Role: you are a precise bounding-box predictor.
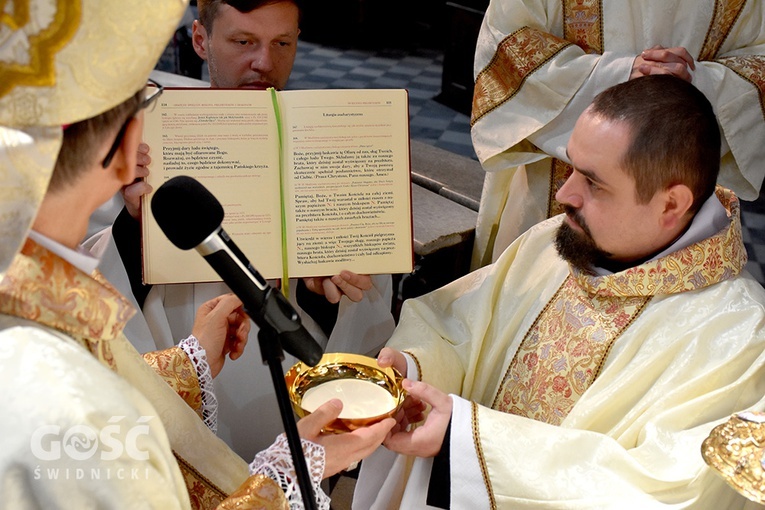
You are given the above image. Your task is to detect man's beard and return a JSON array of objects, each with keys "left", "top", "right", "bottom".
[{"left": 554, "top": 206, "right": 612, "bottom": 275}]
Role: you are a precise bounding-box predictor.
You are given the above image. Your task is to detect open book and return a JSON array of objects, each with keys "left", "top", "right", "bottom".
[{"left": 141, "top": 87, "right": 414, "bottom": 285}]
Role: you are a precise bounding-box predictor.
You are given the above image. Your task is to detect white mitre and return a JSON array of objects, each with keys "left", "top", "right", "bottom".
[{"left": 0, "top": 0, "right": 188, "bottom": 277}]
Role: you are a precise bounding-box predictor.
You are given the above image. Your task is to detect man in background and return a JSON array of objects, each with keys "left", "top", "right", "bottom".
[{"left": 194, "top": 0, "right": 298, "bottom": 90}]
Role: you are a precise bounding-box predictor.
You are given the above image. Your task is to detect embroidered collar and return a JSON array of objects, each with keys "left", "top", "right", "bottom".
[
  {"left": 0, "top": 238, "right": 135, "bottom": 341},
  {"left": 572, "top": 188, "right": 746, "bottom": 298}
]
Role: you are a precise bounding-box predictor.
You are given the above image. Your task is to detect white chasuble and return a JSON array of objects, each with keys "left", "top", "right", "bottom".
[
  {"left": 0, "top": 240, "right": 287, "bottom": 509},
  {"left": 354, "top": 189, "right": 765, "bottom": 509}
]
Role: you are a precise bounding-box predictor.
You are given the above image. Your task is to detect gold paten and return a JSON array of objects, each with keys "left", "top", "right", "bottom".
[{"left": 285, "top": 352, "right": 404, "bottom": 433}]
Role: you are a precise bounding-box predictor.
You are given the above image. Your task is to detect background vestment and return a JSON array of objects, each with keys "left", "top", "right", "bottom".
[
  {"left": 471, "top": 0, "right": 765, "bottom": 267},
  {"left": 355, "top": 190, "right": 765, "bottom": 509}
]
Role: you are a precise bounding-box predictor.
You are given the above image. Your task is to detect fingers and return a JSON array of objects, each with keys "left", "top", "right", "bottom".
[
  {"left": 133, "top": 142, "right": 151, "bottom": 205},
  {"left": 138, "top": 142, "right": 151, "bottom": 156},
  {"left": 376, "top": 347, "right": 394, "bottom": 367},
  {"left": 122, "top": 180, "right": 153, "bottom": 220},
  {"left": 302, "top": 272, "right": 374, "bottom": 303},
  {"left": 296, "top": 399, "right": 343, "bottom": 439},
  {"left": 228, "top": 317, "right": 250, "bottom": 360},
  {"left": 212, "top": 293, "right": 245, "bottom": 317},
  {"left": 296, "top": 399, "right": 396, "bottom": 479},
  {"left": 383, "top": 380, "right": 452, "bottom": 457},
  {"left": 377, "top": 347, "right": 408, "bottom": 376},
  {"left": 401, "top": 394, "right": 427, "bottom": 424},
  {"left": 641, "top": 46, "right": 695, "bottom": 69},
  {"left": 196, "top": 294, "right": 222, "bottom": 317},
  {"left": 218, "top": 294, "right": 248, "bottom": 350},
  {"left": 227, "top": 301, "right": 249, "bottom": 329},
  {"left": 637, "top": 62, "right": 693, "bottom": 82},
  {"left": 630, "top": 45, "right": 696, "bottom": 82},
  {"left": 389, "top": 393, "right": 427, "bottom": 435},
  {"left": 638, "top": 46, "right": 695, "bottom": 82},
  {"left": 190, "top": 294, "right": 247, "bottom": 378},
  {"left": 124, "top": 144, "right": 152, "bottom": 219},
  {"left": 329, "top": 271, "right": 372, "bottom": 302},
  {"left": 321, "top": 417, "right": 396, "bottom": 478},
  {"left": 135, "top": 148, "right": 151, "bottom": 174},
  {"left": 336, "top": 271, "right": 373, "bottom": 290},
  {"left": 192, "top": 293, "right": 245, "bottom": 341},
  {"left": 401, "top": 379, "right": 450, "bottom": 410},
  {"left": 302, "top": 277, "right": 325, "bottom": 296},
  {"left": 677, "top": 47, "right": 695, "bottom": 70},
  {"left": 348, "top": 417, "right": 396, "bottom": 458},
  {"left": 321, "top": 277, "right": 342, "bottom": 304}
]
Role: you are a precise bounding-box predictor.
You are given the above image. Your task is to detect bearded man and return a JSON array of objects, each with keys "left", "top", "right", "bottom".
[{"left": 353, "top": 74, "right": 765, "bottom": 509}]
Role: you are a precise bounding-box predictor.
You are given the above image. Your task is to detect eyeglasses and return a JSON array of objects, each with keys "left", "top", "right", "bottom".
[{"left": 101, "top": 78, "right": 164, "bottom": 168}]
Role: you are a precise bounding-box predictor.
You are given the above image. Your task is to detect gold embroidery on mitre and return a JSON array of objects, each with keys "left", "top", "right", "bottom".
[
  {"left": 492, "top": 276, "right": 650, "bottom": 425},
  {"left": 548, "top": 159, "right": 574, "bottom": 217},
  {"left": 563, "top": 0, "right": 604, "bottom": 55},
  {"left": 1, "top": 0, "right": 29, "bottom": 31},
  {"left": 717, "top": 55, "right": 765, "bottom": 125},
  {"left": 0, "top": 0, "right": 82, "bottom": 97},
  {"left": 143, "top": 346, "right": 203, "bottom": 416},
  {"left": 698, "top": 0, "right": 747, "bottom": 61},
  {"left": 174, "top": 451, "right": 228, "bottom": 510},
  {"left": 472, "top": 27, "right": 573, "bottom": 125}
]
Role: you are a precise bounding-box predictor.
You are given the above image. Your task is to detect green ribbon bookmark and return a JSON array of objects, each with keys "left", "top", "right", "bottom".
[{"left": 269, "top": 87, "right": 290, "bottom": 298}]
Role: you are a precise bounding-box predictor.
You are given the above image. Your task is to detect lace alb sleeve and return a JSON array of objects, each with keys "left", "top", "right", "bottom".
[
  {"left": 178, "top": 335, "right": 218, "bottom": 433},
  {"left": 249, "top": 433, "right": 330, "bottom": 510}
]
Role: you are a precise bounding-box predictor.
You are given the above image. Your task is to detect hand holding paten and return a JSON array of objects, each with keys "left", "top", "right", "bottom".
[
  {"left": 383, "top": 379, "right": 452, "bottom": 458},
  {"left": 297, "top": 399, "right": 395, "bottom": 478},
  {"left": 376, "top": 347, "right": 408, "bottom": 378}
]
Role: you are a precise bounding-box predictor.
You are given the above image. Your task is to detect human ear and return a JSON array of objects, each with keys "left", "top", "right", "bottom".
[
  {"left": 112, "top": 115, "right": 143, "bottom": 186},
  {"left": 660, "top": 184, "right": 694, "bottom": 230},
  {"left": 192, "top": 20, "right": 209, "bottom": 61}
]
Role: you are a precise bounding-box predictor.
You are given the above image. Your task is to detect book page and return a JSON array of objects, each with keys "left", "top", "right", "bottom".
[
  {"left": 279, "top": 89, "right": 414, "bottom": 277},
  {"left": 142, "top": 88, "right": 282, "bottom": 284}
]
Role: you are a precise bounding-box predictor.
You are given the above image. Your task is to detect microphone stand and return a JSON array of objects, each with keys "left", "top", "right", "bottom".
[{"left": 257, "top": 325, "right": 318, "bottom": 510}]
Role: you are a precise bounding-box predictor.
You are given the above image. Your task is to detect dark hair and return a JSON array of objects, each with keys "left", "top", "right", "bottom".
[
  {"left": 589, "top": 75, "right": 721, "bottom": 214},
  {"left": 197, "top": 0, "right": 302, "bottom": 34},
  {"left": 50, "top": 90, "right": 143, "bottom": 192}
]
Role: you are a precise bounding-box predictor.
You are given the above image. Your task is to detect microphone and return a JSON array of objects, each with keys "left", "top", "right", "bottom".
[{"left": 150, "top": 175, "right": 323, "bottom": 366}]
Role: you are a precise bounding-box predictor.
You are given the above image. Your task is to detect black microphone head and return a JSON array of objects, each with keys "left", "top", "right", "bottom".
[{"left": 151, "top": 175, "right": 225, "bottom": 250}]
